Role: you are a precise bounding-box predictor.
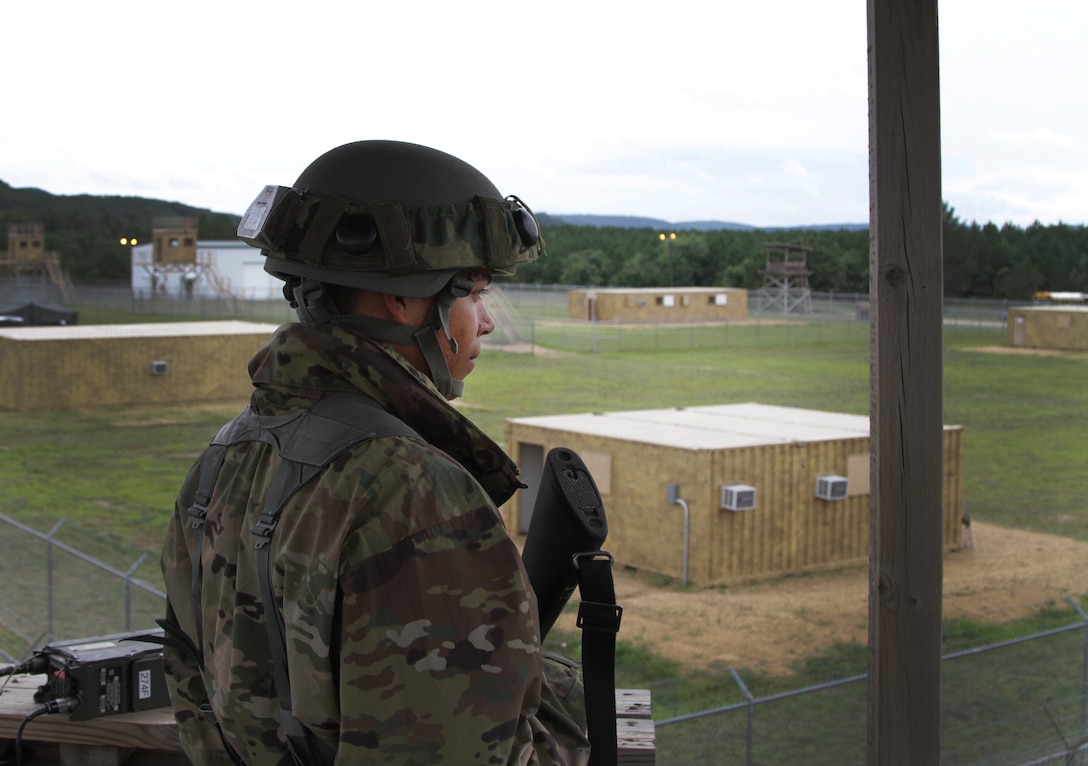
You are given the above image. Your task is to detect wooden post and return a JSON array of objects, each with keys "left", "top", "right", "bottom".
[{"left": 867, "top": 0, "right": 944, "bottom": 764}]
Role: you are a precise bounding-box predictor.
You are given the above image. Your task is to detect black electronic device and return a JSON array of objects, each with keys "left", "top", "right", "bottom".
[
  {"left": 31, "top": 628, "right": 170, "bottom": 721},
  {"left": 521, "top": 447, "right": 609, "bottom": 640}
]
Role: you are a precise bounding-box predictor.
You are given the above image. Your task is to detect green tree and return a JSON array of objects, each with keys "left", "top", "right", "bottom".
[{"left": 559, "top": 248, "right": 610, "bottom": 285}]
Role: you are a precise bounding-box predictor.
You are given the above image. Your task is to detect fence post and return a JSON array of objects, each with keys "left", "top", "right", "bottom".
[
  {"left": 730, "top": 668, "right": 755, "bottom": 766},
  {"left": 1068, "top": 595, "right": 1088, "bottom": 739},
  {"left": 124, "top": 554, "right": 149, "bottom": 631},
  {"left": 45, "top": 519, "right": 64, "bottom": 641}
]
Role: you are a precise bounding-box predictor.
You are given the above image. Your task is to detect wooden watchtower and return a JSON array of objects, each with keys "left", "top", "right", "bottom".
[
  {"left": 758, "top": 242, "right": 813, "bottom": 314},
  {"left": 1, "top": 223, "right": 75, "bottom": 302},
  {"left": 133, "top": 217, "right": 237, "bottom": 305},
  {"left": 144, "top": 217, "right": 202, "bottom": 298}
]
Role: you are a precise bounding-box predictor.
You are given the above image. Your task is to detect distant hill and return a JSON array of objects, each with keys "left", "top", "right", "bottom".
[
  {"left": 0, "top": 180, "right": 241, "bottom": 279},
  {"left": 548, "top": 213, "right": 867, "bottom": 232},
  {"left": 0, "top": 180, "right": 240, "bottom": 230},
  {"left": 3, "top": 181, "right": 1080, "bottom": 300},
  {"left": 0, "top": 179, "right": 875, "bottom": 282}
]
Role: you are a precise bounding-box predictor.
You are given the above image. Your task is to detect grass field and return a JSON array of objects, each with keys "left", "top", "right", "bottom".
[
  {"left": 2, "top": 319, "right": 1086, "bottom": 580},
  {"left": 2, "top": 314, "right": 1087, "bottom": 735}
]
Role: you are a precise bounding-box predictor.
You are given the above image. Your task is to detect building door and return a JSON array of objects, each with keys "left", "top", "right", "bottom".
[{"left": 1013, "top": 315, "right": 1026, "bottom": 346}]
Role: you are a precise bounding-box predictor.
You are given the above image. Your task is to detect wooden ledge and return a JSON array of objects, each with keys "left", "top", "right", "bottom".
[{"left": 1, "top": 675, "right": 654, "bottom": 764}]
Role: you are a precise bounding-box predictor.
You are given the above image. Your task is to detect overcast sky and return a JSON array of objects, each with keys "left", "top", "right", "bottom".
[{"left": 2, "top": 1, "right": 1084, "bottom": 228}]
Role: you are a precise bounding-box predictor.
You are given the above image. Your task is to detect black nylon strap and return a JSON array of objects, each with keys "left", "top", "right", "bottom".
[
  {"left": 187, "top": 393, "right": 421, "bottom": 766},
  {"left": 253, "top": 455, "right": 332, "bottom": 766},
  {"left": 575, "top": 552, "right": 621, "bottom": 766},
  {"left": 187, "top": 442, "right": 227, "bottom": 664}
]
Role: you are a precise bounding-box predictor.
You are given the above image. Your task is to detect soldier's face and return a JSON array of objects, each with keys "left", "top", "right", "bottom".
[{"left": 441, "top": 269, "right": 495, "bottom": 381}]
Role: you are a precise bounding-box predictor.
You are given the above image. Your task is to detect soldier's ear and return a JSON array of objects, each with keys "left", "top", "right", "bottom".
[
  {"left": 379, "top": 293, "right": 406, "bottom": 322},
  {"left": 382, "top": 293, "right": 432, "bottom": 325}
]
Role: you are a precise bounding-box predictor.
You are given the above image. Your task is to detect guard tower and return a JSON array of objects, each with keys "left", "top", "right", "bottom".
[
  {"left": 145, "top": 217, "right": 200, "bottom": 298},
  {"left": 135, "top": 217, "right": 236, "bottom": 303},
  {"left": 152, "top": 217, "right": 198, "bottom": 265},
  {"left": 759, "top": 242, "right": 813, "bottom": 314},
  {"left": 2, "top": 223, "right": 75, "bottom": 302}
]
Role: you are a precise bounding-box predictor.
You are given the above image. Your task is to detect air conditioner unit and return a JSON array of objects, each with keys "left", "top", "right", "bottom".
[
  {"left": 815, "top": 475, "right": 849, "bottom": 501},
  {"left": 721, "top": 484, "right": 756, "bottom": 511}
]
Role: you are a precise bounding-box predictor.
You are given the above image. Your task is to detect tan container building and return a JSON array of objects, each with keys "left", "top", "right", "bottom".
[
  {"left": 152, "top": 217, "right": 199, "bottom": 265},
  {"left": 6, "top": 223, "right": 46, "bottom": 265},
  {"left": 0, "top": 321, "right": 280, "bottom": 412},
  {"left": 504, "top": 403, "right": 964, "bottom": 587},
  {"left": 1007, "top": 305, "right": 1088, "bottom": 351},
  {"left": 568, "top": 287, "right": 747, "bottom": 322}
]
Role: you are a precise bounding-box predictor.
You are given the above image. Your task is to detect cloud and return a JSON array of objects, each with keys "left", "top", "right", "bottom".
[{"left": 0, "top": 0, "right": 1083, "bottom": 227}]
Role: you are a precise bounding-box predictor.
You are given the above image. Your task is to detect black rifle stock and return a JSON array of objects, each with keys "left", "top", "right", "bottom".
[{"left": 521, "top": 447, "right": 608, "bottom": 640}]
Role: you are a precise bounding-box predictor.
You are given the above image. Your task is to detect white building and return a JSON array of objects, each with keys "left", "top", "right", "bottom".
[{"left": 131, "top": 240, "right": 283, "bottom": 301}]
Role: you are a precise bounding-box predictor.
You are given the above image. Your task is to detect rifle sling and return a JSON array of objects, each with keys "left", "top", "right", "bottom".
[{"left": 575, "top": 552, "right": 622, "bottom": 766}]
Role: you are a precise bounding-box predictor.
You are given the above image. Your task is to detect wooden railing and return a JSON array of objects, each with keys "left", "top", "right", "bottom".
[
  {"left": 0, "top": 675, "right": 654, "bottom": 765},
  {"left": 0, "top": 674, "right": 184, "bottom": 765}
]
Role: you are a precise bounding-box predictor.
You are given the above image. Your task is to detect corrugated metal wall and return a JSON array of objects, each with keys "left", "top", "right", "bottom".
[
  {"left": 567, "top": 288, "right": 748, "bottom": 322},
  {"left": 504, "top": 422, "right": 965, "bottom": 587},
  {"left": 0, "top": 329, "right": 273, "bottom": 411},
  {"left": 1007, "top": 307, "right": 1088, "bottom": 351}
]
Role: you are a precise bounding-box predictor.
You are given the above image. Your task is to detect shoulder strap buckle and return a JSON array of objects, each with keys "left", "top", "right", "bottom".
[{"left": 187, "top": 502, "right": 208, "bottom": 530}]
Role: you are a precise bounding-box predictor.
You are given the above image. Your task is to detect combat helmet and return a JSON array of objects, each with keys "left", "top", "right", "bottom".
[{"left": 237, "top": 140, "right": 545, "bottom": 398}]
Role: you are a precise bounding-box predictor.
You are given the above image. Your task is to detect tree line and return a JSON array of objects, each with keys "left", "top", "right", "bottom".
[
  {"left": 0, "top": 181, "right": 238, "bottom": 281},
  {"left": 521, "top": 206, "right": 1088, "bottom": 299},
  {"left": 1, "top": 181, "right": 1085, "bottom": 299}
]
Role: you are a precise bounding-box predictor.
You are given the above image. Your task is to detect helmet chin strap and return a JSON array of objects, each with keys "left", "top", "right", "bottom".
[
  {"left": 288, "top": 278, "right": 338, "bottom": 324},
  {"left": 412, "top": 324, "right": 463, "bottom": 399},
  {"left": 327, "top": 273, "right": 473, "bottom": 400}
]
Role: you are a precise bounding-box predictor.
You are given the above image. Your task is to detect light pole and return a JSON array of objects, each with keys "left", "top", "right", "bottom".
[
  {"left": 120, "top": 236, "right": 148, "bottom": 295},
  {"left": 658, "top": 231, "right": 677, "bottom": 287}
]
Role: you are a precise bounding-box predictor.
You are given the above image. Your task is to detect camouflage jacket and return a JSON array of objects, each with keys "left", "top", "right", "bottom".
[{"left": 161, "top": 322, "right": 590, "bottom": 765}]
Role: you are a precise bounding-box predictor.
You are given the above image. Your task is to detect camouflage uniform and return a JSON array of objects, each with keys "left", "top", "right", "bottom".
[{"left": 161, "top": 321, "right": 590, "bottom": 765}]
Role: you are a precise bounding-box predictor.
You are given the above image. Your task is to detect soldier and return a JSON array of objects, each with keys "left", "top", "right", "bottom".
[{"left": 160, "top": 141, "right": 590, "bottom": 765}]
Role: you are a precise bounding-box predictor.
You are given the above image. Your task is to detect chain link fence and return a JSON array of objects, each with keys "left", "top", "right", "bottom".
[
  {"left": 655, "top": 610, "right": 1088, "bottom": 765},
  {"left": 0, "top": 512, "right": 165, "bottom": 663},
  {"left": 473, "top": 284, "right": 1009, "bottom": 353},
  {"left": 2, "top": 511, "right": 1085, "bottom": 764},
  {"left": 3, "top": 280, "right": 1012, "bottom": 352}
]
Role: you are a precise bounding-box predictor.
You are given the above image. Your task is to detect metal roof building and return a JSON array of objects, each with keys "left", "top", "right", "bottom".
[
  {"left": 1007, "top": 304, "right": 1088, "bottom": 352},
  {"left": 0, "top": 321, "right": 278, "bottom": 411},
  {"left": 504, "top": 403, "right": 964, "bottom": 586},
  {"left": 567, "top": 286, "right": 747, "bottom": 322}
]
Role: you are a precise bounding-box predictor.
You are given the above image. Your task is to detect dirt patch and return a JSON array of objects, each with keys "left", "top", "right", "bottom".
[
  {"left": 962, "top": 344, "right": 1088, "bottom": 361},
  {"left": 487, "top": 342, "right": 576, "bottom": 357},
  {"left": 579, "top": 522, "right": 1088, "bottom": 675},
  {"left": 962, "top": 345, "right": 1078, "bottom": 357}
]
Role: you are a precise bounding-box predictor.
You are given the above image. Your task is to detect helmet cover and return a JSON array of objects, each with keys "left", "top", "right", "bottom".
[{"left": 238, "top": 140, "right": 545, "bottom": 297}]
